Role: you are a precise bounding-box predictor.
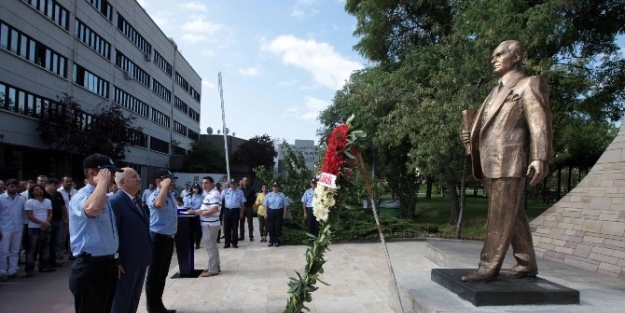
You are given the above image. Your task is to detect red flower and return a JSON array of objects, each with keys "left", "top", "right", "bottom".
[{"left": 321, "top": 124, "right": 350, "bottom": 176}]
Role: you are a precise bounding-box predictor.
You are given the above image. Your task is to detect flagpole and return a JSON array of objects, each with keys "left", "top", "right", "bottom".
[{"left": 218, "top": 72, "right": 231, "bottom": 182}]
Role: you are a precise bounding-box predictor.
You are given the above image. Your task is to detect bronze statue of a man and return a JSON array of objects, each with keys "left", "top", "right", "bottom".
[{"left": 460, "top": 40, "right": 552, "bottom": 282}]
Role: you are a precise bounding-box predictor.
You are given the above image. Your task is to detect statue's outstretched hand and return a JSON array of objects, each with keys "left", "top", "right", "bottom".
[{"left": 527, "top": 160, "right": 549, "bottom": 186}]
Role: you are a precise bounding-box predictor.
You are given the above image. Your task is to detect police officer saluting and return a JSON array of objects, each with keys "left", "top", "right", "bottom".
[
  {"left": 220, "top": 179, "right": 244, "bottom": 248},
  {"left": 68, "top": 153, "right": 123, "bottom": 313},
  {"left": 263, "top": 182, "right": 289, "bottom": 247},
  {"left": 146, "top": 169, "right": 178, "bottom": 313}
]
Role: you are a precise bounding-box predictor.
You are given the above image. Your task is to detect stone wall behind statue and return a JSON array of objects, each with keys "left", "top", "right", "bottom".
[{"left": 531, "top": 119, "right": 625, "bottom": 279}]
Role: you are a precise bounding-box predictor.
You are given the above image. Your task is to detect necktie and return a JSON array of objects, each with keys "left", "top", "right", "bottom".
[{"left": 132, "top": 197, "right": 144, "bottom": 216}]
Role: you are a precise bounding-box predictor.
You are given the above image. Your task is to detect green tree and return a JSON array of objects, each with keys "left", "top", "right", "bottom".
[
  {"left": 37, "top": 95, "right": 142, "bottom": 163},
  {"left": 181, "top": 139, "right": 226, "bottom": 173},
  {"left": 232, "top": 134, "right": 278, "bottom": 173}
]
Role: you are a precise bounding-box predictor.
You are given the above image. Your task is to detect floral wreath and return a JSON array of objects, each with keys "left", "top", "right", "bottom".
[{"left": 284, "top": 115, "right": 366, "bottom": 312}]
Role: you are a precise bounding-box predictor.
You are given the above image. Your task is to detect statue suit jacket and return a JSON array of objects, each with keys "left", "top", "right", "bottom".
[
  {"left": 469, "top": 74, "right": 552, "bottom": 180},
  {"left": 110, "top": 191, "right": 152, "bottom": 271}
]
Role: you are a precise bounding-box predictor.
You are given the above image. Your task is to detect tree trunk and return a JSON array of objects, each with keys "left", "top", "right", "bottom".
[
  {"left": 557, "top": 166, "right": 562, "bottom": 200},
  {"left": 567, "top": 166, "right": 573, "bottom": 193},
  {"left": 425, "top": 175, "right": 433, "bottom": 199},
  {"left": 447, "top": 180, "right": 460, "bottom": 225}
]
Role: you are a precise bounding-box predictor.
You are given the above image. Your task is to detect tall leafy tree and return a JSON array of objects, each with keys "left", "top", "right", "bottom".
[
  {"left": 182, "top": 139, "right": 226, "bottom": 173},
  {"left": 37, "top": 95, "right": 142, "bottom": 163},
  {"left": 232, "top": 134, "right": 278, "bottom": 172}
]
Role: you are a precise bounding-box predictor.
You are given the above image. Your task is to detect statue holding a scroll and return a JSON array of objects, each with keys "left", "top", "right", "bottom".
[{"left": 459, "top": 40, "right": 552, "bottom": 282}]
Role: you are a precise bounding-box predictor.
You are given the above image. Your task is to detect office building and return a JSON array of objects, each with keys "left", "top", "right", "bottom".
[{"left": 0, "top": 0, "right": 201, "bottom": 182}]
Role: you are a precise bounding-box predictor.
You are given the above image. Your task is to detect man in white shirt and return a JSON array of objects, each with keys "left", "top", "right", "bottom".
[
  {"left": 190, "top": 176, "right": 221, "bottom": 277},
  {"left": 0, "top": 179, "right": 26, "bottom": 281},
  {"left": 57, "top": 176, "right": 77, "bottom": 260},
  {"left": 141, "top": 183, "right": 155, "bottom": 209}
]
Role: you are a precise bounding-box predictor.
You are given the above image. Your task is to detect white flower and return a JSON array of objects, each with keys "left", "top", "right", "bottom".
[{"left": 312, "top": 185, "right": 336, "bottom": 222}]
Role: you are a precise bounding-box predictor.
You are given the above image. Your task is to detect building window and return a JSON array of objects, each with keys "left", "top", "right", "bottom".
[
  {"left": 0, "top": 80, "right": 94, "bottom": 125},
  {"left": 188, "top": 108, "right": 200, "bottom": 122},
  {"left": 174, "top": 97, "right": 188, "bottom": 114},
  {"left": 149, "top": 136, "right": 170, "bottom": 154},
  {"left": 152, "top": 79, "right": 171, "bottom": 102},
  {"left": 73, "top": 64, "right": 109, "bottom": 98},
  {"left": 172, "top": 145, "right": 186, "bottom": 155},
  {"left": 187, "top": 129, "right": 199, "bottom": 141},
  {"left": 0, "top": 21, "right": 67, "bottom": 78},
  {"left": 115, "top": 50, "right": 151, "bottom": 88},
  {"left": 127, "top": 128, "right": 148, "bottom": 148},
  {"left": 151, "top": 107, "right": 170, "bottom": 128},
  {"left": 190, "top": 87, "right": 201, "bottom": 103},
  {"left": 116, "top": 13, "right": 152, "bottom": 56},
  {"left": 85, "top": 0, "right": 113, "bottom": 22},
  {"left": 22, "top": 0, "right": 69, "bottom": 30},
  {"left": 113, "top": 86, "right": 149, "bottom": 118},
  {"left": 74, "top": 19, "right": 111, "bottom": 59},
  {"left": 153, "top": 50, "right": 172, "bottom": 76},
  {"left": 174, "top": 121, "right": 187, "bottom": 136},
  {"left": 175, "top": 72, "right": 190, "bottom": 92}
]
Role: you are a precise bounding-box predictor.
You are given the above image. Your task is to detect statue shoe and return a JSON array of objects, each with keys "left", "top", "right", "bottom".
[
  {"left": 499, "top": 268, "right": 537, "bottom": 278},
  {"left": 461, "top": 271, "right": 497, "bottom": 283}
]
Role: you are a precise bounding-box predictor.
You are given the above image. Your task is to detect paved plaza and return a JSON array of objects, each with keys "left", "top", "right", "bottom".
[{"left": 0, "top": 220, "right": 436, "bottom": 313}]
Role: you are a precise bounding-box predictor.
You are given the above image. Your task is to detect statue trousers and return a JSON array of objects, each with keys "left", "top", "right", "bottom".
[{"left": 478, "top": 177, "right": 537, "bottom": 276}]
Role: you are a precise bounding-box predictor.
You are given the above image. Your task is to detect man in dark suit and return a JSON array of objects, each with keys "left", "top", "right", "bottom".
[
  {"left": 110, "top": 168, "right": 152, "bottom": 313},
  {"left": 460, "top": 40, "right": 552, "bottom": 282}
]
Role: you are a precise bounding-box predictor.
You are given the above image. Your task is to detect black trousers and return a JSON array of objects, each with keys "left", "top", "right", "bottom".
[
  {"left": 239, "top": 205, "right": 254, "bottom": 239},
  {"left": 267, "top": 209, "right": 284, "bottom": 244},
  {"left": 145, "top": 233, "right": 174, "bottom": 312},
  {"left": 223, "top": 208, "right": 239, "bottom": 246},
  {"left": 68, "top": 256, "right": 117, "bottom": 313},
  {"left": 306, "top": 207, "right": 320, "bottom": 236}
]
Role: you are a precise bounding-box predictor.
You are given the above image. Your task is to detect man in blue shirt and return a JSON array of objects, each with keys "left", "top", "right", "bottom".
[
  {"left": 301, "top": 178, "right": 319, "bottom": 236},
  {"left": 68, "top": 153, "right": 123, "bottom": 313},
  {"left": 145, "top": 169, "right": 178, "bottom": 313},
  {"left": 0, "top": 179, "right": 26, "bottom": 281},
  {"left": 263, "top": 182, "right": 289, "bottom": 247},
  {"left": 220, "top": 179, "right": 244, "bottom": 248}
]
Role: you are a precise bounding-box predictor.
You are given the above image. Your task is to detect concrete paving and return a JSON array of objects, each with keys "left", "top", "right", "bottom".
[{"left": 0, "top": 218, "right": 437, "bottom": 313}]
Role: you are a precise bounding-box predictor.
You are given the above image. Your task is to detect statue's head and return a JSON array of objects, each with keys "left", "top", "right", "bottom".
[{"left": 491, "top": 40, "right": 525, "bottom": 76}]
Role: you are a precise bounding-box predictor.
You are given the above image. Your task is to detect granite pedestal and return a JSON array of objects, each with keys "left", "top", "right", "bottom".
[{"left": 431, "top": 268, "right": 579, "bottom": 306}]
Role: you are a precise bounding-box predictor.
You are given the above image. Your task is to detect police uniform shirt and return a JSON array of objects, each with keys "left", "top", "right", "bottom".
[
  {"left": 221, "top": 188, "right": 245, "bottom": 209},
  {"left": 147, "top": 188, "right": 178, "bottom": 236},
  {"left": 68, "top": 184, "right": 119, "bottom": 257},
  {"left": 199, "top": 188, "right": 221, "bottom": 226},
  {"left": 184, "top": 193, "right": 203, "bottom": 210},
  {"left": 0, "top": 192, "right": 26, "bottom": 232},
  {"left": 263, "top": 192, "right": 289, "bottom": 210},
  {"left": 301, "top": 188, "right": 315, "bottom": 207}
]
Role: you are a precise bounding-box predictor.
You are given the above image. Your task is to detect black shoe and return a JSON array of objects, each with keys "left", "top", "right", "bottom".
[
  {"left": 268, "top": 243, "right": 274, "bottom": 247},
  {"left": 275, "top": 243, "right": 280, "bottom": 247},
  {"left": 232, "top": 245, "right": 238, "bottom": 248},
  {"left": 216, "top": 240, "right": 220, "bottom": 243},
  {"left": 223, "top": 245, "right": 230, "bottom": 249},
  {"left": 238, "top": 236, "right": 244, "bottom": 241},
  {"left": 250, "top": 238, "right": 254, "bottom": 242}
]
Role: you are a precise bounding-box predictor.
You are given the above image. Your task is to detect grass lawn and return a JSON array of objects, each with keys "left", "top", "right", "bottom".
[{"left": 414, "top": 194, "right": 550, "bottom": 239}]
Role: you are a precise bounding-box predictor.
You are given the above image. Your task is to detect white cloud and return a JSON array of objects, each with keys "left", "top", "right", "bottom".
[
  {"left": 180, "top": 2, "right": 207, "bottom": 12},
  {"left": 279, "top": 80, "right": 298, "bottom": 87},
  {"left": 287, "top": 96, "right": 329, "bottom": 120},
  {"left": 181, "top": 34, "right": 208, "bottom": 44},
  {"left": 182, "top": 15, "right": 223, "bottom": 34},
  {"left": 137, "top": 0, "right": 148, "bottom": 8},
  {"left": 201, "top": 49, "right": 216, "bottom": 57},
  {"left": 262, "top": 35, "right": 362, "bottom": 90},
  {"left": 202, "top": 81, "right": 215, "bottom": 89},
  {"left": 238, "top": 67, "right": 260, "bottom": 76},
  {"left": 291, "top": 0, "right": 320, "bottom": 19}
]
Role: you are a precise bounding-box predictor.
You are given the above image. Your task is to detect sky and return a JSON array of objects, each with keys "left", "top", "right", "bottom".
[{"left": 136, "top": 0, "right": 366, "bottom": 144}]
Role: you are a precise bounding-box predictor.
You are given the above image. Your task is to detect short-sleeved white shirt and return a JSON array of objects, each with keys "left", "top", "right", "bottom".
[{"left": 25, "top": 198, "right": 52, "bottom": 228}]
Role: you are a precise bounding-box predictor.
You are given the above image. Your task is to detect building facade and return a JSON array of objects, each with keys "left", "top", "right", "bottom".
[
  {"left": 276, "top": 139, "right": 319, "bottom": 174},
  {"left": 0, "top": 0, "right": 201, "bottom": 184}
]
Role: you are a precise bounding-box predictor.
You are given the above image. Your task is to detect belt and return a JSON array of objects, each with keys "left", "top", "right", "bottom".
[
  {"left": 306, "top": 207, "right": 313, "bottom": 209},
  {"left": 270, "top": 207, "right": 284, "bottom": 210},
  {"left": 225, "top": 207, "right": 239, "bottom": 210},
  {"left": 201, "top": 218, "right": 220, "bottom": 223},
  {"left": 150, "top": 231, "right": 175, "bottom": 238},
  {"left": 77, "top": 252, "right": 118, "bottom": 261}
]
